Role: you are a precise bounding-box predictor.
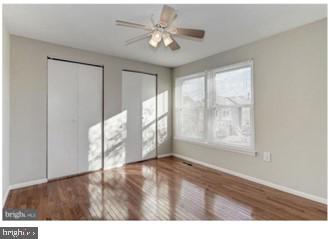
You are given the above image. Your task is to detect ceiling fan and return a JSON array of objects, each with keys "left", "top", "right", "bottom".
[{"left": 115, "top": 5, "right": 205, "bottom": 50}]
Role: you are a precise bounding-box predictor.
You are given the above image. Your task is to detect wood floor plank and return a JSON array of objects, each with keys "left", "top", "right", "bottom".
[{"left": 4, "top": 157, "right": 327, "bottom": 220}]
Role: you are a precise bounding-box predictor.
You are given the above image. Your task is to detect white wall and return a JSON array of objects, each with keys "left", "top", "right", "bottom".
[
  {"left": 10, "top": 36, "right": 172, "bottom": 185},
  {"left": 173, "top": 19, "right": 327, "bottom": 200},
  {"left": 2, "top": 25, "right": 10, "bottom": 204}
]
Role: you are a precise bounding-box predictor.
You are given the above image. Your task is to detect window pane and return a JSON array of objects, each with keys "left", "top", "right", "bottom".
[
  {"left": 179, "top": 77, "right": 205, "bottom": 139},
  {"left": 211, "top": 66, "right": 252, "bottom": 148},
  {"left": 213, "top": 107, "right": 251, "bottom": 147},
  {"left": 182, "top": 77, "right": 205, "bottom": 107},
  {"left": 181, "top": 107, "right": 205, "bottom": 139},
  {"left": 215, "top": 67, "right": 251, "bottom": 105}
]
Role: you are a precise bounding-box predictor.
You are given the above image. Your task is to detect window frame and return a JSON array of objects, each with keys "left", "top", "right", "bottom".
[{"left": 174, "top": 60, "right": 256, "bottom": 156}]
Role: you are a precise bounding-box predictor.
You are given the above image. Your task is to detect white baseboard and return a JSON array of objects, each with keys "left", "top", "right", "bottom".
[
  {"left": 9, "top": 178, "right": 48, "bottom": 190},
  {"left": 172, "top": 153, "right": 327, "bottom": 204},
  {"left": 157, "top": 153, "right": 173, "bottom": 158}
]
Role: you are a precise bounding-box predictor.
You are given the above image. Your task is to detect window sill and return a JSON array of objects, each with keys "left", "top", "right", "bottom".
[{"left": 174, "top": 137, "right": 257, "bottom": 156}]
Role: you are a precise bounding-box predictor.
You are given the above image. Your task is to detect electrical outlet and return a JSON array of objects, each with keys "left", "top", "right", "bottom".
[{"left": 263, "top": 152, "right": 271, "bottom": 162}]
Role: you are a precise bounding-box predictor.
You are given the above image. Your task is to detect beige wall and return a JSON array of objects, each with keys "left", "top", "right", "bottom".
[
  {"left": 10, "top": 36, "right": 172, "bottom": 185},
  {"left": 2, "top": 25, "right": 10, "bottom": 203},
  {"left": 173, "top": 19, "right": 327, "bottom": 199}
]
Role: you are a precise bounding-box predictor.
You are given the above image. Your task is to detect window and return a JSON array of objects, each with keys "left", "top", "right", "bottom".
[
  {"left": 175, "top": 74, "right": 205, "bottom": 140},
  {"left": 175, "top": 61, "right": 255, "bottom": 154}
]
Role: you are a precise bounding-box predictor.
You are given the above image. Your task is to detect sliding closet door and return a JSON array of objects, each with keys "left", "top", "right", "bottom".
[
  {"left": 122, "top": 71, "right": 156, "bottom": 164},
  {"left": 48, "top": 60, "right": 78, "bottom": 179},
  {"left": 48, "top": 59, "right": 102, "bottom": 179},
  {"left": 77, "top": 64, "right": 102, "bottom": 173}
]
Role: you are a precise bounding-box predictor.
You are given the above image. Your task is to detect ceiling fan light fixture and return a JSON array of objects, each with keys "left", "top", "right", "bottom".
[
  {"left": 152, "top": 30, "right": 162, "bottom": 42},
  {"left": 163, "top": 32, "right": 173, "bottom": 46},
  {"left": 149, "top": 36, "right": 159, "bottom": 48}
]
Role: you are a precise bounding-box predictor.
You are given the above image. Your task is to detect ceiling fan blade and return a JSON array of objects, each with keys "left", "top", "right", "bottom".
[
  {"left": 116, "top": 20, "right": 151, "bottom": 31},
  {"left": 160, "top": 5, "right": 177, "bottom": 27},
  {"left": 125, "top": 32, "right": 152, "bottom": 45},
  {"left": 175, "top": 28, "right": 205, "bottom": 39},
  {"left": 169, "top": 38, "right": 180, "bottom": 51}
]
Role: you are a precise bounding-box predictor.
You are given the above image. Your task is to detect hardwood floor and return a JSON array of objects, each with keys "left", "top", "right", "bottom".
[{"left": 4, "top": 157, "right": 327, "bottom": 220}]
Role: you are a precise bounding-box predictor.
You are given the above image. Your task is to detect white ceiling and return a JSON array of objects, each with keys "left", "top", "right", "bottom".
[{"left": 3, "top": 4, "right": 326, "bottom": 67}]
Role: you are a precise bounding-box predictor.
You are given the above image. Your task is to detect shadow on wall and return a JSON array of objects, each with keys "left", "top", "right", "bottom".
[{"left": 87, "top": 90, "right": 169, "bottom": 170}]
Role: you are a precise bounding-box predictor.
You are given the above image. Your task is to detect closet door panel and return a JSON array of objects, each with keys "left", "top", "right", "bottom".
[
  {"left": 77, "top": 64, "right": 102, "bottom": 173},
  {"left": 122, "top": 71, "right": 156, "bottom": 164},
  {"left": 122, "top": 71, "right": 143, "bottom": 164},
  {"left": 48, "top": 60, "right": 78, "bottom": 179}
]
